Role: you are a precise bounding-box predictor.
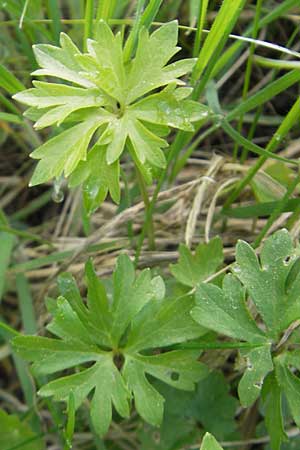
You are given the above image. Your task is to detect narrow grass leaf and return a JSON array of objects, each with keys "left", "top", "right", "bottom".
[
  {"left": 0, "top": 64, "right": 25, "bottom": 94},
  {"left": 192, "top": 0, "right": 247, "bottom": 85},
  {"left": 0, "top": 232, "right": 15, "bottom": 301}
]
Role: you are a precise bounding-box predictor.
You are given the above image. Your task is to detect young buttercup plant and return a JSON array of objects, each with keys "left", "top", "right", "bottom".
[
  {"left": 12, "top": 255, "right": 207, "bottom": 436},
  {"left": 191, "top": 229, "right": 300, "bottom": 450},
  {"left": 13, "top": 21, "right": 210, "bottom": 214}
]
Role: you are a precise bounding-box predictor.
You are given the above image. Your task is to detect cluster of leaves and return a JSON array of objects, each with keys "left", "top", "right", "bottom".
[
  {"left": 13, "top": 20, "right": 209, "bottom": 214},
  {"left": 192, "top": 229, "right": 300, "bottom": 450},
  {"left": 13, "top": 255, "right": 207, "bottom": 436},
  {"left": 11, "top": 225, "right": 300, "bottom": 448}
]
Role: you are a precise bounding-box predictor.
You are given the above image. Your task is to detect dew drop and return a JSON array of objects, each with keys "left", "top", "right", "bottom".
[
  {"left": 274, "top": 133, "right": 282, "bottom": 142},
  {"left": 52, "top": 177, "right": 65, "bottom": 203},
  {"left": 52, "top": 189, "right": 64, "bottom": 203}
]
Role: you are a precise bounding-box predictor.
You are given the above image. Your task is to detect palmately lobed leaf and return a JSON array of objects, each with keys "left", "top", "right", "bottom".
[
  {"left": 12, "top": 254, "right": 206, "bottom": 436},
  {"left": 170, "top": 236, "right": 223, "bottom": 288},
  {"left": 234, "top": 228, "right": 300, "bottom": 338},
  {"left": 192, "top": 229, "right": 300, "bottom": 428},
  {"left": 13, "top": 20, "right": 210, "bottom": 213}
]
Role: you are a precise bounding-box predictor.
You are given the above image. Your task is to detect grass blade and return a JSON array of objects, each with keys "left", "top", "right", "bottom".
[
  {"left": 224, "top": 96, "right": 300, "bottom": 209},
  {"left": 0, "top": 64, "right": 25, "bottom": 94},
  {"left": 191, "top": 0, "right": 247, "bottom": 92},
  {"left": 47, "top": 0, "right": 62, "bottom": 44},
  {"left": 16, "top": 273, "right": 37, "bottom": 335}
]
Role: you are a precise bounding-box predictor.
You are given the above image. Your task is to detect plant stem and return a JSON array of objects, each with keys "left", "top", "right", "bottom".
[
  {"left": 84, "top": 0, "right": 94, "bottom": 49},
  {"left": 233, "top": 0, "right": 263, "bottom": 162},
  {"left": 135, "top": 167, "right": 156, "bottom": 252},
  {"left": 175, "top": 341, "right": 265, "bottom": 350}
]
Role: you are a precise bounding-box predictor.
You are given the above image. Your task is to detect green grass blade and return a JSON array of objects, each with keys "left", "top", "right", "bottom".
[
  {"left": 224, "top": 96, "right": 300, "bottom": 209},
  {"left": 0, "top": 233, "right": 15, "bottom": 301},
  {"left": 0, "top": 64, "right": 25, "bottom": 94},
  {"left": 47, "top": 0, "right": 62, "bottom": 44},
  {"left": 96, "top": 0, "right": 117, "bottom": 20},
  {"left": 192, "top": 0, "right": 209, "bottom": 57},
  {"left": 221, "top": 121, "right": 298, "bottom": 165},
  {"left": 16, "top": 273, "right": 37, "bottom": 335},
  {"left": 254, "top": 172, "right": 300, "bottom": 247},
  {"left": 191, "top": 0, "right": 247, "bottom": 89},
  {"left": 227, "top": 70, "right": 300, "bottom": 120},
  {"left": 0, "top": 112, "right": 23, "bottom": 124},
  {"left": 234, "top": 0, "right": 263, "bottom": 161},
  {"left": 84, "top": 0, "right": 95, "bottom": 50},
  {"left": 123, "top": 0, "right": 147, "bottom": 62},
  {"left": 223, "top": 198, "right": 300, "bottom": 219},
  {"left": 255, "top": 55, "right": 300, "bottom": 70},
  {"left": 211, "top": 0, "right": 300, "bottom": 79}
]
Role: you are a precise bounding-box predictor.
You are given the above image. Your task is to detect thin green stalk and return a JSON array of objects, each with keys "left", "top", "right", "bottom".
[
  {"left": 123, "top": 0, "right": 163, "bottom": 63},
  {"left": 0, "top": 224, "right": 54, "bottom": 247},
  {"left": 234, "top": 0, "right": 263, "bottom": 162},
  {"left": 47, "top": 0, "right": 61, "bottom": 44},
  {"left": 16, "top": 273, "right": 37, "bottom": 335},
  {"left": 123, "top": 0, "right": 146, "bottom": 63},
  {"left": 240, "top": 105, "right": 263, "bottom": 164},
  {"left": 286, "top": 201, "right": 300, "bottom": 230},
  {"left": 11, "top": 189, "right": 52, "bottom": 221},
  {"left": 135, "top": 167, "right": 156, "bottom": 251},
  {"left": 193, "top": 0, "right": 209, "bottom": 57},
  {"left": 138, "top": 0, "right": 164, "bottom": 29},
  {"left": 84, "top": 0, "right": 95, "bottom": 49},
  {"left": 170, "top": 124, "right": 218, "bottom": 182},
  {"left": 223, "top": 96, "right": 300, "bottom": 210},
  {"left": 254, "top": 172, "right": 300, "bottom": 248},
  {"left": 120, "top": 167, "right": 134, "bottom": 247},
  {"left": 96, "top": 0, "right": 117, "bottom": 21},
  {"left": 134, "top": 137, "right": 184, "bottom": 263},
  {"left": 176, "top": 341, "right": 264, "bottom": 350}
]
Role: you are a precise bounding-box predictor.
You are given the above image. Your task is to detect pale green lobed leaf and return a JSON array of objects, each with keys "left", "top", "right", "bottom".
[
  {"left": 12, "top": 335, "right": 104, "bottom": 375},
  {"left": 131, "top": 84, "right": 209, "bottom": 132},
  {"left": 128, "top": 118, "right": 167, "bottom": 167},
  {"left": 123, "top": 349, "right": 207, "bottom": 427},
  {"left": 29, "top": 113, "right": 110, "bottom": 185},
  {"left": 105, "top": 117, "right": 128, "bottom": 164},
  {"left": 69, "top": 144, "right": 120, "bottom": 215},
  {"left": 234, "top": 229, "right": 300, "bottom": 337},
  {"left": 110, "top": 254, "right": 159, "bottom": 344},
  {"left": 85, "top": 259, "right": 112, "bottom": 332},
  {"left": 57, "top": 271, "right": 112, "bottom": 348},
  {"left": 86, "top": 20, "right": 125, "bottom": 102},
  {"left": 39, "top": 357, "right": 130, "bottom": 436},
  {"left": 46, "top": 296, "right": 97, "bottom": 346},
  {"left": 125, "top": 21, "right": 192, "bottom": 104},
  {"left": 13, "top": 82, "right": 104, "bottom": 108},
  {"left": 126, "top": 294, "right": 205, "bottom": 352},
  {"left": 122, "top": 356, "right": 165, "bottom": 427},
  {"left": 200, "top": 433, "right": 224, "bottom": 450},
  {"left": 170, "top": 236, "right": 223, "bottom": 287},
  {"left": 12, "top": 254, "right": 208, "bottom": 435},
  {"left": 192, "top": 274, "right": 266, "bottom": 343},
  {"left": 32, "top": 33, "right": 93, "bottom": 87},
  {"left": 238, "top": 344, "right": 273, "bottom": 407},
  {"left": 132, "top": 351, "right": 208, "bottom": 391}
]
